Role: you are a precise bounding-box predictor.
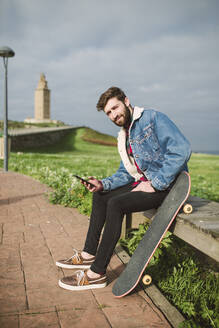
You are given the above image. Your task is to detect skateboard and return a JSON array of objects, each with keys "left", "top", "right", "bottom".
[{"left": 112, "top": 171, "right": 191, "bottom": 298}]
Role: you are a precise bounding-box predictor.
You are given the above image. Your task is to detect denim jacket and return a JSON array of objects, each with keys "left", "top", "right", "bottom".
[{"left": 101, "top": 107, "right": 191, "bottom": 191}]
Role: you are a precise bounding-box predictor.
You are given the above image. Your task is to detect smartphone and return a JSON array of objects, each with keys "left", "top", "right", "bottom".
[{"left": 73, "top": 175, "right": 95, "bottom": 188}]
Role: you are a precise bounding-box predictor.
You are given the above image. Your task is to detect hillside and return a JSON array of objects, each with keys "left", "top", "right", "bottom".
[{"left": 81, "top": 127, "right": 117, "bottom": 146}]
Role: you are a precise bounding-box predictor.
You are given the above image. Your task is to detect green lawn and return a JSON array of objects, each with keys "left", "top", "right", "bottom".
[
  {"left": 3, "top": 127, "right": 219, "bottom": 204},
  {"left": 188, "top": 153, "right": 219, "bottom": 202}
]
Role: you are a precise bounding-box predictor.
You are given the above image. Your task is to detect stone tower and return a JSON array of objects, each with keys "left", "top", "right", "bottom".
[
  {"left": 25, "top": 73, "right": 58, "bottom": 124},
  {"left": 34, "top": 73, "right": 50, "bottom": 120}
]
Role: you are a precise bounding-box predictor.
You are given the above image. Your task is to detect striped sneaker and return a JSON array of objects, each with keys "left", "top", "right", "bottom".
[
  {"left": 56, "top": 249, "right": 95, "bottom": 269},
  {"left": 59, "top": 270, "right": 107, "bottom": 291}
]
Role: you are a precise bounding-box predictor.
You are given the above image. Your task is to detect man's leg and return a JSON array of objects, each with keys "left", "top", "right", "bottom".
[
  {"left": 83, "top": 183, "right": 133, "bottom": 256},
  {"left": 90, "top": 189, "right": 169, "bottom": 274}
]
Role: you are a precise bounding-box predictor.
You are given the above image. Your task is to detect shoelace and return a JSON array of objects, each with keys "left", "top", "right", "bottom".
[
  {"left": 66, "top": 249, "right": 81, "bottom": 263},
  {"left": 75, "top": 270, "right": 86, "bottom": 286}
]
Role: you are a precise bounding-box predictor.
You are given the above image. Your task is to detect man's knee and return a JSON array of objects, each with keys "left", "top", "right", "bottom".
[{"left": 107, "top": 197, "right": 122, "bottom": 213}]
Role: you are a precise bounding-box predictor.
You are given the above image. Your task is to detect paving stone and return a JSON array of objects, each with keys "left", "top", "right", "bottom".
[
  {"left": 3, "top": 222, "right": 25, "bottom": 234},
  {"left": 0, "top": 216, "right": 8, "bottom": 224},
  {"left": 45, "top": 237, "right": 75, "bottom": 261},
  {"left": 27, "top": 287, "right": 96, "bottom": 310},
  {"left": 46, "top": 232, "right": 86, "bottom": 253},
  {"left": 0, "top": 214, "right": 23, "bottom": 224},
  {"left": 23, "top": 225, "right": 45, "bottom": 243},
  {"left": 21, "top": 202, "right": 39, "bottom": 210},
  {"left": 20, "top": 243, "right": 54, "bottom": 272},
  {"left": 7, "top": 206, "right": 23, "bottom": 215},
  {"left": 0, "top": 245, "right": 21, "bottom": 272},
  {"left": 57, "top": 220, "right": 79, "bottom": 237},
  {"left": 57, "top": 305, "right": 110, "bottom": 328},
  {"left": 0, "top": 208, "right": 8, "bottom": 216},
  {"left": 0, "top": 269, "right": 24, "bottom": 286},
  {"left": 40, "top": 221, "right": 68, "bottom": 239},
  {"left": 2, "top": 232, "right": 24, "bottom": 245},
  {"left": 24, "top": 265, "right": 62, "bottom": 290},
  {"left": 0, "top": 284, "right": 27, "bottom": 313},
  {"left": 7, "top": 202, "right": 23, "bottom": 210},
  {"left": 0, "top": 314, "right": 19, "bottom": 328},
  {"left": 20, "top": 242, "right": 49, "bottom": 256},
  {"left": 19, "top": 311, "right": 59, "bottom": 328},
  {"left": 56, "top": 211, "right": 89, "bottom": 228},
  {"left": 23, "top": 213, "right": 46, "bottom": 225},
  {"left": 39, "top": 207, "right": 64, "bottom": 217}
]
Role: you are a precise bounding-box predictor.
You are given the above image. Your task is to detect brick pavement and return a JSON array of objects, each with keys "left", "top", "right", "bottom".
[{"left": 0, "top": 171, "right": 171, "bottom": 328}]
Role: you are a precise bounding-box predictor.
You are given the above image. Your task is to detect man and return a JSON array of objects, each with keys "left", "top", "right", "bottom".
[{"left": 56, "top": 86, "right": 191, "bottom": 291}]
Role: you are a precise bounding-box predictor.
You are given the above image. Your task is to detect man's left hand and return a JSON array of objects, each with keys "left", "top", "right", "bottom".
[{"left": 131, "top": 181, "right": 155, "bottom": 193}]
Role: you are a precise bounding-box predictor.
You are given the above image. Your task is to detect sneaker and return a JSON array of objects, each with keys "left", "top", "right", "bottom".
[
  {"left": 58, "top": 270, "right": 107, "bottom": 291},
  {"left": 56, "top": 249, "right": 95, "bottom": 269}
]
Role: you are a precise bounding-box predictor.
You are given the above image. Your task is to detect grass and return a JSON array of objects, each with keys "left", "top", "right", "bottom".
[
  {"left": 81, "top": 127, "right": 117, "bottom": 146},
  {"left": 188, "top": 153, "right": 219, "bottom": 202},
  {"left": 0, "top": 119, "right": 66, "bottom": 130},
  {"left": 1, "top": 126, "right": 219, "bottom": 327}
]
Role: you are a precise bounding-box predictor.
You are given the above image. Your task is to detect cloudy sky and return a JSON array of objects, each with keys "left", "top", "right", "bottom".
[{"left": 0, "top": 0, "right": 219, "bottom": 153}]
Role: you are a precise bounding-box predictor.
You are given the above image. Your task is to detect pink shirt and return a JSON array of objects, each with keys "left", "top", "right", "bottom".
[{"left": 126, "top": 129, "right": 147, "bottom": 186}]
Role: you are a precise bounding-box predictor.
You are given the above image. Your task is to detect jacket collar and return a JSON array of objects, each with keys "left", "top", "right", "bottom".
[
  {"left": 118, "top": 106, "right": 144, "bottom": 138},
  {"left": 132, "top": 106, "right": 144, "bottom": 121}
]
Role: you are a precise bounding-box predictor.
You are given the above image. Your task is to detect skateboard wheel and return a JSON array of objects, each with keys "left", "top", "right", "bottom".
[
  {"left": 142, "top": 274, "right": 152, "bottom": 285},
  {"left": 183, "top": 203, "right": 193, "bottom": 214}
]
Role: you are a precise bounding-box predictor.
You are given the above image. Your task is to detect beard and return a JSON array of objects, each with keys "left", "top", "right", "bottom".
[{"left": 114, "top": 105, "right": 132, "bottom": 128}]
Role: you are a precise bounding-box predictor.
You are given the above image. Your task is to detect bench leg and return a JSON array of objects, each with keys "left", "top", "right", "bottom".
[{"left": 121, "top": 214, "right": 132, "bottom": 239}]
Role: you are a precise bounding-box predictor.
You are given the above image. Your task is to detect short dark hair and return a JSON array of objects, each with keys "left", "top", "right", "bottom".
[{"left": 96, "top": 86, "right": 127, "bottom": 111}]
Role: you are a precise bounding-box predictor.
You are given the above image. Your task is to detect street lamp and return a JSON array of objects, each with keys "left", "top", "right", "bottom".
[{"left": 0, "top": 46, "right": 15, "bottom": 171}]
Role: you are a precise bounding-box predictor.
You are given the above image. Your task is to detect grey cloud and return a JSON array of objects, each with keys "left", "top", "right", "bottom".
[{"left": 0, "top": 0, "right": 218, "bottom": 153}]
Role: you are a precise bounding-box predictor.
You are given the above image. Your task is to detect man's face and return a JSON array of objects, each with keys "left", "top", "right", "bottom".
[{"left": 104, "top": 97, "right": 131, "bottom": 128}]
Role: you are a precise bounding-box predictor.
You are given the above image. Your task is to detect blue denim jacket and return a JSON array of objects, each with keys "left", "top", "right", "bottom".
[{"left": 102, "top": 108, "right": 191, "bottom": 191}]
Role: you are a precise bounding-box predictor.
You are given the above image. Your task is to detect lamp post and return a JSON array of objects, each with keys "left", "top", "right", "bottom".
[{"left": 0, "top": 46, "right": 15, "bottom": 171}]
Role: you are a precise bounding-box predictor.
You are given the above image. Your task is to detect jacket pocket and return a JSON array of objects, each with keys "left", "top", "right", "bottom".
[{"left": 134, "top": 125, "right": 160, "bottom": 160}]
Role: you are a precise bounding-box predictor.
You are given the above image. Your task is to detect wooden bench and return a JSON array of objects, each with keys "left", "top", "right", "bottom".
[{"left": 122, "top": 195, "right": 219, "bottom": 262}]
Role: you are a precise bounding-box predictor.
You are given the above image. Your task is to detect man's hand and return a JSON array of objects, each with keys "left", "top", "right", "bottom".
[
  {"left": 81, "top": 177, "right": 103, "bottom": 192},
  {"left": 131, "top": 181, "right": 155, "bottom": 193}
]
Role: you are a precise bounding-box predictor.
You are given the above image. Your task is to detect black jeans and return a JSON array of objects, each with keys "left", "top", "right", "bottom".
[{"left": 83, "top": 183, "right": 170, "bottom": 274}]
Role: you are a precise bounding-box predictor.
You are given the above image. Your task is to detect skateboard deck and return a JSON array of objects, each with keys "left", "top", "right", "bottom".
[{"left": 112, "top": 171, "right": 191, "bottom": 298}]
